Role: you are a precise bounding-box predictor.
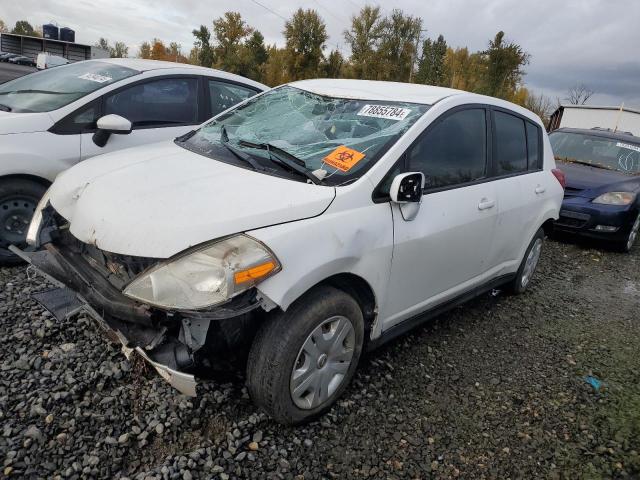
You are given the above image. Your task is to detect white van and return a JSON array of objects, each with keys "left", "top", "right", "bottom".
[
  {"left": 16, "top": 80, "right": 564, "bottom": 425},
  {"left": 36, "top": 53, "right": 69, "bottom": 70}
]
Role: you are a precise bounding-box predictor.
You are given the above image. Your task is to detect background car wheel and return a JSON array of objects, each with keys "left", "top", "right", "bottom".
[
  {"left": 0, "top": 179, "right": 47, "bottom": 266},
  {"left": 246, "top": 285, "right": 364, "bottom": 425},
  {"left": 507, "top": 228, "right": 545, "bottom": 294},
  {"left": 616, "top": 212, "right": 640, "bottom": 253}
]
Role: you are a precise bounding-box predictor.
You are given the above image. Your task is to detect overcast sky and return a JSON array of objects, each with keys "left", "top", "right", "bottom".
[{"left": 3, "top": 0, "right": 639, "bottom": 107}]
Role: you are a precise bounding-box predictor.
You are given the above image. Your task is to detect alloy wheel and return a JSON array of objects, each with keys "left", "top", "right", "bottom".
[{"left": 521, "top": 238, "right": 543, "bottom": 288}]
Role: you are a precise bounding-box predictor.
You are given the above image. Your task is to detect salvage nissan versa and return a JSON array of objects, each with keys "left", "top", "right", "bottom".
[{"left": 14, "top": 80, "right": 563, "bottom": 425}]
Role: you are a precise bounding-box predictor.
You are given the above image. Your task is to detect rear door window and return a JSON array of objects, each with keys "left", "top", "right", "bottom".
[
  {"left": 105, "top": 77, "right": 199, "bottom": 128},
  {"left": 494, "top": 111, "right": 527, "bottom": 175},
  {"left": 208, "top": 80, "right": 257, "bottom": 117}
]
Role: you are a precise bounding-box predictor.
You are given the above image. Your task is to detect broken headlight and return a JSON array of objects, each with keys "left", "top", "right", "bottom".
[{"left": 123, "top": 235, "right": 280, "bottom": 310}]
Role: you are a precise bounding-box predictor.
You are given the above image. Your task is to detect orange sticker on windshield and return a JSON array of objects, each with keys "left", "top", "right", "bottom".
[{"left": 323, "top": 146, "right": 366, "bottom": 172}]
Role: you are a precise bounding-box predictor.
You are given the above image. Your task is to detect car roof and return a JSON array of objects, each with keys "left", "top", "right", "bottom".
[
  {"left": 288, "top": 79, "right": 467, "bottom": 105},
  {"left": 83, "top": 58, "right": 268, "bottom": 91},
  {"left": 553, "top": 127, "right": 640, "bottom": 144}
]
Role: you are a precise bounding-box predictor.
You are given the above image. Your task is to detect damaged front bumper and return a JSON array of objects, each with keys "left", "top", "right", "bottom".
[{"left": 11, "top": 242, "right": 264, "bottom": 397}]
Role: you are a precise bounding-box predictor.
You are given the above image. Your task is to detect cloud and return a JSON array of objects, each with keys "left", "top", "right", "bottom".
[{"left": 3, "top": 0, "right": 639, "bottom": 106}]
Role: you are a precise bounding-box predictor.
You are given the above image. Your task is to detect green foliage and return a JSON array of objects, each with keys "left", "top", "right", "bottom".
[
  {"left": 213, "top": 12, "right": 253, "bottom": 73},
  {"left": 376, "top": 9, "right": 422, "bottom": 82},
  {"left": 416, "top": 34, "right": 447, "bottom": 86},
  {"left": 343, "top": 6, "right": 385, "bottom": 79},
  {"left": 481, "top": 31, "right": 530, "bottom": 98},
  {"left": 0, "top": 18, "right": 8, "bottom": 34},
  {"left": 322, "top": 49, "right": 344, "bottom": 78},
  {"left": 12, "top": 20, "right": 37, "bottom": 37},
  {"left": 284, "top": 8, "right": 328, "bottom": 80},
  {"left": 96, "top": 38, "right": 128, "bottom": 58},
  {"left": 192, "top": 25, "right": 214, "bottom": 67}
]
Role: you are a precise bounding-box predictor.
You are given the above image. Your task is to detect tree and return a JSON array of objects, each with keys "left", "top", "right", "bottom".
[
  {"left": 0, "top": 18, "right": 8, "bottom": 33},
  {"left": 138, "top": 41, "right": 151, "bottom": 59},
  {"left": 443, "top": 47, "right": 485, "bottom": 92},
  {"left": 192, "top": 25, "right": 214, "bottom": 67},
  {"left": 263, "top": 45, "right": 290, "bottom": 86},
  {"left": 239, "top": 31, "right": 268, "bottom": 82},
  {"left": 96, "top": 38, "right": 110, "bottom": 51},
  {"left": 12, "top": 20, "right": 37, "bottom": 37},
  {"left": 482, "top": 31, "right": 529, "bottom": 99},
  {"left": 284, "top": 9, "right": 328, "bottom": 80},
  {"left": 343, "top": 6, "right": 385, "bottom": 79},
  {"left": 323, "top": 49, "right": 344, "bottom": 78},
  {"left": 111, "top": 41, "right": 128, "bottom": 58},
  {"left": 213, "top": 12, "right": 253, "bottom": 73},
  {"left": 150, "top": 38, "right": 168, "bottom": 60},
  {"left": 564, "top": 83, "right": 594, "bottom": 105},
  {"left": 416, "top": 34, "right": 447, "bottom": 86},
  {"left": 377, "top": 9, "right": 422, "bottom": 82}
]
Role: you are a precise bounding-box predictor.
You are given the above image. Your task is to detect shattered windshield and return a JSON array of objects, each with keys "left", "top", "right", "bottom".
[
  {"left": 550, "top": 131, "right": 640, "bottom": 174},
  {"left": 181, "top": 86, "right": 429, "bottom": 185}
]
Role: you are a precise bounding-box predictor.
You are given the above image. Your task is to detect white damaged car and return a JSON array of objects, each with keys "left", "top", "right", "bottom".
[{"left": 15, "top": 80, "right": 564, "bottom": 424}]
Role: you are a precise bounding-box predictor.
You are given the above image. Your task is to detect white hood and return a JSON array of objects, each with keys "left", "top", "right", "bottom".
[
  {"left": 49, "top": 141, "right": 336, "bottom": 257},
  {"left": 0, "top": 111, "right": 54, "bottom": 134}
]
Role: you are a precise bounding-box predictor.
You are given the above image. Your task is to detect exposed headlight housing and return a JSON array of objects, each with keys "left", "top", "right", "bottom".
[
  {"left": 26, "top": 189, "right": 51, "bottom": 245},
  {"left": 123, "top": 235, "right": 280, "bottom": 310},
  {"left": 592, "top": 192, "right": 636, "bottom": 205}
]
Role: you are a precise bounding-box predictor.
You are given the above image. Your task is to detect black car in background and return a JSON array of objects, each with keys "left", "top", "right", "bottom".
[
  {"left": 550, "top": 128, "right": 640, "bottom": 252},
  {"left": 0, "top": 52, "right": 20, "bottom": 62},
  {"left": 7, "top": 55, "right": 36, "bottom": 67}
]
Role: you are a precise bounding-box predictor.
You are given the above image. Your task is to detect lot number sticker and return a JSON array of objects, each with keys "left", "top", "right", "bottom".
[
  {"left": 78, "top": 73, "right": 113, "bottom": 83},
  {"left": 323, "top": 146, "right": 366, "bottom": 172},
  {"left": 358, "top": 104, "right": 411, "bottom": 121},
  {"left": 617, "top": 142, "right": 640, "bottom": 153}
]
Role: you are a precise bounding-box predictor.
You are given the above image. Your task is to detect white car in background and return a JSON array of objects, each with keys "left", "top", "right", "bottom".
[
  {"left": 0, "top": 58, "right": 267, "bottom": 263},
  {"left": 36, "top": 52, "right": 70, "bottom": 70},
  {"left": 17, "top": 80, "right": 564, "bottom": 425}
]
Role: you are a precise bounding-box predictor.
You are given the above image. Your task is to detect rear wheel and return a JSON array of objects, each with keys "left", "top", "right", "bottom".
[
  {"left": 507, "top": 228, "right": 544, "bottom": 294},
  {"left": 246, "top": 285, "right": 364, "bottom": 425},
  {"left": 0, "top": 179, "right": 47, "bottom": 266}
]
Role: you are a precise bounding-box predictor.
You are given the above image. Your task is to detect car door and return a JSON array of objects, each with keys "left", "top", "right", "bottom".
[
  {"left": 381, "top": 106, "right": 498, "bottom": 330},
  {"left": 487, "top": 109, "right": 545, "bottom": 272},
  {"left": 80, "top": 76, "right": 202, "bottom": 160}
]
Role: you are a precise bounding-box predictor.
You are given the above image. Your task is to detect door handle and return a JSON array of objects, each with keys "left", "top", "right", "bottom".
[
  {"left": 535, "top": 185, "right": 546, "bottom": 194},
  {"left": 478, "top": 199, "right": 495, "bottom": 210}
]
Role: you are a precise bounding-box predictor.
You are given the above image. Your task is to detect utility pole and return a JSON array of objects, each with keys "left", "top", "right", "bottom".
[{"left": 408, "top": 28, "right": 427, "bottom": 83}]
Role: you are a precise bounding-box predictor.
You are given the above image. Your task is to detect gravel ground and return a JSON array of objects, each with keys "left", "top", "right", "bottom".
[{"left": 1, "top": 237, "right": 639, "bottom": 479}]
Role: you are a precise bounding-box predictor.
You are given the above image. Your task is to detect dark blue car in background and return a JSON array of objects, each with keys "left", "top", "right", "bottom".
[{"left": 550, "top": 128, "right": 640, "bottom": 252}]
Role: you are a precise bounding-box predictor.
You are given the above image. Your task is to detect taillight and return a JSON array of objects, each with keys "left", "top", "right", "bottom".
[{"left": 552, "top": 168, "right": 566, "bottom": 189}]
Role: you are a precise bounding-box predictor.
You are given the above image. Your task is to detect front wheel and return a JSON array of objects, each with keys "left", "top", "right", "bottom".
[
  {"left": 246, "top": 285, "right": 364, "bottom": 425},
  {"left": 507, "top": 228, "right": 544, "bottom": 294},
  {"left": 616, "top": 212, "right": 640, "bottom": 253},
  {"left": 0, "top": 179, "right": 47, "bottom": 266}
]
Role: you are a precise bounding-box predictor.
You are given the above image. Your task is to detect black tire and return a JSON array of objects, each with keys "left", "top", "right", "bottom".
[
  {"left": 0, "top": 178, "right": 47, "bottom": 266},
  {"left": 246, "top": 285, "right": 364, "bottom": 425},
  {"left": 614, "top": 212, "right": 640, "bottom": 253},
  {"left": 507, "top": 228, "right": 545, "bottom": 294}
]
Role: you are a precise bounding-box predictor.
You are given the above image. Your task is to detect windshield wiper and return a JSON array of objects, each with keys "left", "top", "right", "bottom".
[
  {"left": 0, "top": 103, "right": 11, "bottom": 112},
  {"left": 556, "top": 156, "right": 614, "bottom": 171},
  {"left": 220, "top": 126, "right": 265, "bottom": 172},
  {"left": 237, "top": 139, "right": 323, "bottom": 185}
]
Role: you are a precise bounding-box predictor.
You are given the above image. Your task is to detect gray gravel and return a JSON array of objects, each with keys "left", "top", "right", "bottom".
[{"left": 1, "top": 237, "right": 639, "bottom": 479}]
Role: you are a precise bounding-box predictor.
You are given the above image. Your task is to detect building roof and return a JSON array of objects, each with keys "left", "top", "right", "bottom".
[
  {"left": 558, "top": 104, "right": 640, "bottom": 115},
  {"left": 289, "top": 79, "right": 467, "bottom": 104},
  {"left": 553, "top": 127, "right": 639, "bottom": 142}
]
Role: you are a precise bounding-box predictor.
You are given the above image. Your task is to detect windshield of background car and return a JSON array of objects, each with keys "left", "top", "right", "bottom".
[
  {"left": 182, "top": 86, "right": 430, "bottom": 185},
  {"left": 550, "top": 131, "right": 640, "bottom": 175},
  {"left": 0, "top": 61, "right": 139, "bottom": 113}
]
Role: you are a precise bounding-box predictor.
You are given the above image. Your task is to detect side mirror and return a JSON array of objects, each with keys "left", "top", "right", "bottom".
[
  {"left": 93, "top": 114, "right": 132, "bottom": 147},
  {"left": 390, "top": 172, "right": 424, "bottom": 221}
]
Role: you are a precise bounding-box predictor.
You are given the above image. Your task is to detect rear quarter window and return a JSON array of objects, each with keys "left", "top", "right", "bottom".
[{"left": 494, "top": 111, "right": 527, "bottom": 175}]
